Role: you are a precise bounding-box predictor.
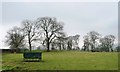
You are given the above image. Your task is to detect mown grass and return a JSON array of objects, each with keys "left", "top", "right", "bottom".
[{"left": 2, "top": 51, "right": 118, "bottom": 70}]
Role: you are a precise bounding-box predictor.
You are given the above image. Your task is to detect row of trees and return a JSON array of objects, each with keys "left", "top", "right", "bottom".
[
  {"left": 5, "top": 17, "right": 118, "bottom": 52},
  {"left": 82, "top": 31, "right": 116, "bottom": 52},
  {"left": 5, "top": 17, "right": 65, "bottom": 52}
]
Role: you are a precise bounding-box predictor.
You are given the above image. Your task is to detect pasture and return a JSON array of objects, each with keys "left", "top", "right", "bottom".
[{"left": 2, "top": 51, "right": 118, "bottom": 71}]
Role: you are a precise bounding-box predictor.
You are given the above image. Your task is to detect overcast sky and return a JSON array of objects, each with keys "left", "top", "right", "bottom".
[{"left": 0, "top": 2, "right": 118, "bottom": 48}]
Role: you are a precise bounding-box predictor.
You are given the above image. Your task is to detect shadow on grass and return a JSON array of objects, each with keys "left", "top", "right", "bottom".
[{"left": 22, "top": 59, "right": 45, "bottom": 62}]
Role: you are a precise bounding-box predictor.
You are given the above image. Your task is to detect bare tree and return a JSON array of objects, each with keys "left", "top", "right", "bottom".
[
  {"left": 72, "top": 35, "right": 80, "bottom": 50},
  {"left": 65, "top": 35, "right": 80, "bottom": 50},
  {"left": 67, "top": 39, "right": 72, "bottom": 50},
  {"left": 87, "top": 31, "right": 101, "bottom": 51},
  {"left": 36, "top": 17, "right": 64, "bottom": 51},
  {"left": 83, "top": 35, "right": 90, "bottom": 51},
  {"left": 50, "top": 32, "right": 66, "bottom": 50},
  {"left": 5, "top": 26, "right": 25, "bottom": 52},
  {"left": 99, "top": 35, "right": 115, "bottom": 52},
  {"left": 55, "top": 32, "right": 66, "bottom": 50},
  {"left": 22, "top": 20, "right": 41, "bottom": 51}
]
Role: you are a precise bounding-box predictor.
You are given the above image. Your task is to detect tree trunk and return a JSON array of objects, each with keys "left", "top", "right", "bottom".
[
  {"left": 29, "top": 41, "right": 32, "bottom": 51},
  {"left": 28, "top": 33, "right": 32, "bottom": 51},
  {"left": 47, "top": 40, "right": 50, "bottom": 52},
  {"left": 91, "top": 44, "right": 94, "bottom": 51},
  {"left": 62, "top": 44, "right": 65, "bottom": 50},
  {"left": 59, "top": 43, "right": 61, "bottom": 50}
]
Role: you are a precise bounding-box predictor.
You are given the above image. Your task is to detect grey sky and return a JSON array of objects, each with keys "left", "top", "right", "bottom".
[
  {"left": 1, "top": 0, "right": 119, "bottom": 2},
  {"left": 0, "top": 2, "right": 118, "bottom": 48}
]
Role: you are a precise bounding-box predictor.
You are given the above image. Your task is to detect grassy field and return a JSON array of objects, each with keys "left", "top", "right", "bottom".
[{"left": 2, "top": 51, "right": 118, "bottom": 70}]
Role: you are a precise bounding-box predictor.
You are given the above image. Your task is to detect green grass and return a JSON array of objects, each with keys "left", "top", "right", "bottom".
[
  {"left": 0, "top": 53, "right": 2, "bottom": 71},
  {"left": 118, "top": 52, "right": 120, "bottom": 71},
  {"left": 2, "top": 51, "right": 118, "bottom": 70}
]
